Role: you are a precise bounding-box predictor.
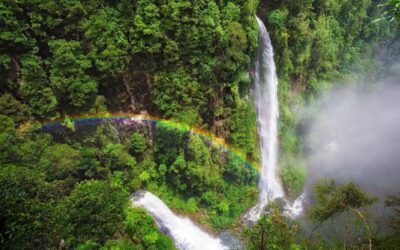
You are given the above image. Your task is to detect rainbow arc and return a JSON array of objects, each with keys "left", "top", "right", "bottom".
[{"left": 21, "top": 112, "right": 258, "bottom": 173}]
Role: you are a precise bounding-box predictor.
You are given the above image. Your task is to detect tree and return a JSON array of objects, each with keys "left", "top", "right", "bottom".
[
  {"left": 39, "top": 144, "right": 81, "bottom": 181},
  {"left": 244, "top": 203, "right": 302, "bottom": 250},
  {"left": 223, "top": 153, "right": 256, "bottom": 185},
  {"left": 373, "top": 194, "right": 400, "bottom": 248},
  {"left": 124, "top": 208, "right": 176, "bottom": 249},
  {"left": 0, "top": 2, "right": 33, "bottom": 54},
  {"left": 381, "top": 0, "right": 400, "bottom": 24},
  {"left": 0, "top": 165, "right": 58, "bottom": 248},
  {"left": 227, "top": 93, "right": 257, "bottom": 155},
  {"left": 61, "top": 180, "right": 127, "bottom": 247},
  {"left": 0, "top": 93, "right": 30, "bottom": 123},
  {"left": 280, "top": 159, "right": 307, "bottom": 198},
  {"left": 131, "top": 0, "right": 163, "bottom": 54},
  {"left": 82, "top": 8, "right": 129, "bottom": 76},
  {"left": 0, "top": 115, "right": 17, "bottom": 163},
  {"left": 154, "top": 123, "right": 185, "bottom": 165},
  {"left": 222, "top": 2, "right": 241, "bottom": 22},
  {"left": 308, "top": 180, "right": 378, "bottom": 250},
  {"left": 48, "top": 39, "right": 98, "bottom": 108},
  {"left": 168, "top": 154, "right": 188, "bottom": 192},
  {"left": 19, "top": 54, "right": 58, "bottom": 118},
  {"left": 152, "top": 68, "right": 206, "bottom": 118},
  {"left": 311, "top": 15, "right": 341, "bottom": 80},
  {"left": 101, "top": 143, "right": 138, "bottom": 189},
  {"left": 78, "top": 147, "right": 104, "bottom": 179},
  {"left": 186, "top": 134, "right": 211, "bottom": 167},
  {"left": 102, "top": 143, "right": 136, "bottom": 171},
  {"left": 131, "top": 132, "right": 148, "bottom": 155},
  {"left": 16, "top": 133, "right": 52, "bottom": 166},
  {"left": 386, "top": 194, "right": 400, "bottom": 234},
  {"left": 219, "top": 21, "right": 249, "bottom": 81}
]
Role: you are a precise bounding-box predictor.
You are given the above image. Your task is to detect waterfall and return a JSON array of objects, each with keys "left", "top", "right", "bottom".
[
  {"left": 131, "top": 191, "right": 227, "bottom": 250},
  {"left": 245, "top": 16, "right": 304, "bottom": 222}
]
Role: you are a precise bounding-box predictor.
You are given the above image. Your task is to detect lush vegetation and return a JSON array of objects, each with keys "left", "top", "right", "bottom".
[
  {"left": 1, "top": 1, "right": 260, "bottom": 246},
  {"left": 381, "top": 0, "right": 400, "bottom": 23},
  {"left": 0, "top": 0, "right": 260, "bottom": 158},
  {"left": 0, "top": 113, "right": 257, "bottom": 247},
  {"left": 1, "top": 0, "right": 399, "bottom": 249},
  {"left": 261, "top": 0, "right": 400, "bottom": 198},
  {"left": 244, "top": 181, "right": 400, "bottom": 249}
]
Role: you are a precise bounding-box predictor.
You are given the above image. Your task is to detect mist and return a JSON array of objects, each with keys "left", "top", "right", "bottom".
[{"left": 302, "top": 74, "right": 400, "bottom": 199}]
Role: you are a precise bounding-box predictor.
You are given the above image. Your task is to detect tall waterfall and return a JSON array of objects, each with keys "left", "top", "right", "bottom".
[
  {"left": 245, "top": 17, "right": 304, "bottom": 222},
  {"left": 131, "top": 191, "right": 227, "bottom": 250}
]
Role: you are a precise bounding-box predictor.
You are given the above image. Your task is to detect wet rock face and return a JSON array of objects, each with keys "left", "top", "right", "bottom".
[{"left": 219, "top": 231, "right": 245, "bottom": 250}]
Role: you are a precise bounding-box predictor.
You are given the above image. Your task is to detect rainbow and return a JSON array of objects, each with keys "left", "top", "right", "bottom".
[{"left": 20, "top": 112, "right": 258, "bottom": 173}]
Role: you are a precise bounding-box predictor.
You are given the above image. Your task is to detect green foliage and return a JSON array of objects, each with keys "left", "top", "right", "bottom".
[
  {"left": 224, "top": 153, "right": 257, "bottom": 184},
  {"left": 16, "top": 133, "right": 52, "bottom": 165},
  {"left": 39, "top": 144, "right": 81, "bottom": 181},
  {"left": 0, "top": 2, "right": 32, "bottom": 53},
  {"left": 0, "top": 0, "right": 260, "bottom": 140},
  {"left": 380, "top": 0, "right": 400, "bottom": 24},
  {"left": 48, "top": 39, "right": 98, "bottom": 108},
  {"left": 82, "top": 8, "right": 129, "bottom": 76},
  {"left": 186, "top": 198, "right": 198, "bottom": 213},
  {"left": 78, "top": 146, "right": 104, "bottom": 179},
  {"left": 77, "top": 240, "right": 100, "bottom": 250},
  {"left": 132, "top": 1, "right": 163, "bottom": 54},
  {"left": 19, "top": 54, "right": 59, "bottom": 118},
  {"left": 154, "top": 123, "right": 185, "bottom": 165},
  {"left": 61, "top": 180, "right": 128, "bottom": 247},
  {"left": 139, "top": 171, "right": 150, "bottom": 182},
  {"left": 90, "top": 95, "right": 108, "bottom": 114},
  {"left": 102, "top": 143, "right": 136, "bottom": 172},
  {"left": 168, "top": 154, "right": 189, "bottom": 192},
  {"left": 308, "top": 180, "right": 377, "bottom": 223},
  {"left": 0, "top": 115, "right": 17, "bottom": 165},
  {"left": 244, "top": 204, "right": 302, "bottom": 250},
  {"left": 0, "top": 93, "right": 30, "bottom": 123},
  {"left": 227, "top": 89, "right": 257, "bottom": 155},
  {"left": 222, "top": 2, "right": 241, "bottom": 22},
  {"left": 265, "top": 0, "right": 398, "bottom": 86},
  {"left": 186, "top": 134, "right": 211, "bottom": 167},
  {"left": 152, "top": 68, "right": 206, "bottom": 118},
  {"left": 152, "top": 123, "right": 257, "bottom": 228},
  {"left": 123, "top": 208, "right": 176, "bottom": 249},
  {"left": 93, "top": 123, "right": 121, "bottom": 147},
  {"left": 0, "top": 165, "right": 57, "bottom": 249},
  {"left": 374, "top": 195, "right": 400, "bottom": 248},
  {"left": 280, "top": 160, "right": 307, "bottom": 198},
  {"left": 1, "top": 0, "right": 398, "bottom": 249},
  {"left": 173, "top": 107, "right": 203, "bottom": 126},
  {"left": 385, "top": 195, "right": 400, "bottom": 233},
  {"left": 261, "top": 0, "right": 400, "bottom": 200},
  {"left": 220, "top": 21, "right": 249, "bottom": 81},
  {"left": 131, "top": 132, "right": 148, "bottom": 155}
]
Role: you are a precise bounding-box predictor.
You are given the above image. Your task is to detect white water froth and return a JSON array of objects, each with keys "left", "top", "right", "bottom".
[
  {"left": 131, "top": 191, "right": 227, "bottom": 250},
  {"left": 245, "top": 17, "right": 305, "bottom": 222}
]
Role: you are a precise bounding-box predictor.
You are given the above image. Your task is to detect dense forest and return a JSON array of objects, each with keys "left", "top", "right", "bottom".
[{"left": 1, "top": 0, "right": 400, "bottom": 249}]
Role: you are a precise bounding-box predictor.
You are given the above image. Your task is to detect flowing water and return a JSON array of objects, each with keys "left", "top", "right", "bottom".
[
  {"left": 131, "top": 191, "right": 227, "bottom": 250},
  {"left": 131, "top": 17, "right": 305, "bottom": 249},
  {"left": 245, "top": 17, "right": 305, "bottom": 222}
]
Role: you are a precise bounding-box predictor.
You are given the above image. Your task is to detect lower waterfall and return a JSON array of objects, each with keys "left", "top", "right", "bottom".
[{"left": 131, "top": 191, "right": 227, "bottom": 250}]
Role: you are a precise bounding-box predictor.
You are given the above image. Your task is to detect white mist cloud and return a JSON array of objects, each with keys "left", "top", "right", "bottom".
[{"left": 303, "top": 80, "right": 400, "bottom": 198}]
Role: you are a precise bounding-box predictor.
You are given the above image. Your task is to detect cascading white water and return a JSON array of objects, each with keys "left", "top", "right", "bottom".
[
  {"left": 131, "top": 191, "right": 227, "bottom": 250},
  {"left": 245, "top": 17, "right": 304, "bottom": 222},
  {"left": 254, "top": 16, "right": 284, "bottom": 202}
]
